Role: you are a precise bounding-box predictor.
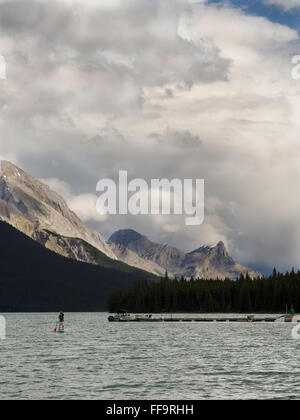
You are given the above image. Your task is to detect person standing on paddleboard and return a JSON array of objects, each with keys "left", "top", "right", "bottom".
[{"left": 58, "top": 312, "right": 65, "bottom": 330}]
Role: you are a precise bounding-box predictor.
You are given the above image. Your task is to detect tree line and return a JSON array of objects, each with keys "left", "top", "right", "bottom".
[{"left": 108, "top": 269, "right": 300, "bottom": 313}]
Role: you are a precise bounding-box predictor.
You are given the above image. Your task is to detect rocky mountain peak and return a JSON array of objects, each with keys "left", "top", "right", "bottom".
[
  {"left": 1, "top": 161, "right": 39, "bottom": 183},
  {"left": 109, "top": 229, "right": 185, "bottom": 274},
  {"left": 1, "top": 160, "right": 23, "bottom": 177},
  {"left": 108, "top": 229, "right": 145, "bottom": 246},
  {"left": 109, "top": 228, "right": 261, "bottom": 280},
  {"left": 216, "top": 241, "right": 228, "bottom": 257},
  {"left": 189, "top": 241, "right": 228, "bottom": 257},
  {"left": 0, "top": 160, "right": 115, "bottom": 259}
]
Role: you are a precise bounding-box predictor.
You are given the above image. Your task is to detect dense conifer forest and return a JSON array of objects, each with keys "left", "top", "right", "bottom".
[{"left": 108, "top": 270, "right": 300, "bottom": 313}]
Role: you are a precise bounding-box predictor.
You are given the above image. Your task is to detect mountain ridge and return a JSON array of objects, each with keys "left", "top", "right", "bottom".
[
  {"left": 0, "top": 160, "right": 116, "bottom": 261},
  {"left": 109, "top": 229, "right": 261, "bottom": 280}
]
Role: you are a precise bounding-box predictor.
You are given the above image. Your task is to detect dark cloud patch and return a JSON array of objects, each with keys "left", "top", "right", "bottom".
[
  {"left": 0, "top": 0, "right": 44, "bottom": 33},
  {"left": 165, "top": 88, "right": 174, "bottom": 98},
  {"left": 149, "top": 129, "right": 202, "bottom": 148}
]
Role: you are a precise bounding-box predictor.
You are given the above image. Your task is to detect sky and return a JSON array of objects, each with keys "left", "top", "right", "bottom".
[{"left": 0, "top": 0, "right": 300, "bottom": 275}]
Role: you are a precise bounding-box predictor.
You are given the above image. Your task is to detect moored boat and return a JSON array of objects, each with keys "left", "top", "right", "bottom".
[{"left": 108, "top": 310, "right": 153, "bottom": 322}]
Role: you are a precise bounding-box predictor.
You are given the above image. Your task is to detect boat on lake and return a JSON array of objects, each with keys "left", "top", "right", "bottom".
[{"left": 108, "top": 309, "right": 153, "bottom": 322}]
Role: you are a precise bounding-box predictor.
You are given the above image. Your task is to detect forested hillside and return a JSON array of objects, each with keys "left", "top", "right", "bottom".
[{"left": 109, "top": 270, "right": 300, "bottom": 313}]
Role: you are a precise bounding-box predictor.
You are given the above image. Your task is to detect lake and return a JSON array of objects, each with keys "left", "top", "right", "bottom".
[{"left": 0, "top": 313, "right": 299, "bottom": 400}]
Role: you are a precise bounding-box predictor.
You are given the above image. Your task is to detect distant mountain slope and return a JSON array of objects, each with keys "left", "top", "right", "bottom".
[
  {"left": 109, "top": 229, "right": 185, "bottom": 274},
  {"left": 0, "top": 160, "right": 115, "bottom": 259},
  {"left": 0, "top": 221, "right": 156, "bottom": 312},
  {"left": 109, "top": 229, "right": 261, "bottom": 280},
  {"left": 109, "top": 242, "right": 166, "bottom": 277}
]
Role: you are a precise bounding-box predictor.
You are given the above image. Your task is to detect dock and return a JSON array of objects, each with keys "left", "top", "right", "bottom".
[
  {"left": 108, "top": 312, "right": 300, "bottom": 323},
  {"left": 108, "top": 315, "right": 290, "bottom": 323}
]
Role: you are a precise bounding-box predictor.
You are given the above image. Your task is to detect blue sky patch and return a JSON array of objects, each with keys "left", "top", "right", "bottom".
[{"left": 207, "top": 0, "right": 300, "bottom": 33}]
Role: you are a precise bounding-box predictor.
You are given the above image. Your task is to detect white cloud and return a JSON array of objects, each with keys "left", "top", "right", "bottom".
[
  {"left": 67, "top": 194, "right": 108, "bottom": 223},
  {"left": 42, "top": 178, "right": 107, "bottom": 222},
  {"left": 264, "top": 0, "right": 300, "bottom": 10},
  {"left": 41, "top": 178, "right": 72, "bottom": 200},
  {"left": 163, "top": 224, "right": 182, "bottom": 233}
]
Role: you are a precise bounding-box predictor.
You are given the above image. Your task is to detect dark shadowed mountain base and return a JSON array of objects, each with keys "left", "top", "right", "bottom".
[{"left": 0, "top": 222, "right": 156, "bottom": 312}]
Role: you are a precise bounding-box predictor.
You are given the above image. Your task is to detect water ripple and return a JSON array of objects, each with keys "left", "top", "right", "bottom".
[{"left": 0, "top": 313, "right": 299, "bottom": 400}]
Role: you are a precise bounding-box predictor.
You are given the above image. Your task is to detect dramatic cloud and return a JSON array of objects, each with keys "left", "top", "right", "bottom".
[{"left": 0, "top": 0, "right": 299, "bottom": 274}]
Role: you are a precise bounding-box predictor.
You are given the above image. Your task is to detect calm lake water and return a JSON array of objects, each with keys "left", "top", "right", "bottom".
[{"left": 0, "top": 313, "right": 299, "bottom": 400}]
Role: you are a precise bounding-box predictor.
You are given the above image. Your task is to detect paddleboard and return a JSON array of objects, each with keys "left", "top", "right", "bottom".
[{"left": 54, "top": 328, "right": 65, "bottom": 333}]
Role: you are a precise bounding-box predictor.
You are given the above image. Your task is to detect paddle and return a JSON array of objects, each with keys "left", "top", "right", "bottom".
[{"left": 54, "top": 323, "right": 58, "bottom": 332}]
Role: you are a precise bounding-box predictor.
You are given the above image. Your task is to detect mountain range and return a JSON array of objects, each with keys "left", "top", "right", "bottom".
[
  {"left": 0, "top": 160, "right": 260, "bottom": 283},
  {"left": 109, "top": 230, "right": 260, "bottom": 280}
]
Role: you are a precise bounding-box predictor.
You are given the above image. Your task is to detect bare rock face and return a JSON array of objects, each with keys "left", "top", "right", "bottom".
[
  {"left": 183, "top": 241, "right": 260, "bottom": 280},
  {"left": 110, "top": 242, "right": 165, "bottom": 276},
  {"left": 109, "top": 229, "right": 261, "bottom": 280},
  {"left": 0, "top": 161, "right": 115, "bottom": 260},
  {"left": 109, "top": 229, "right": 185, "bottom": 273}
]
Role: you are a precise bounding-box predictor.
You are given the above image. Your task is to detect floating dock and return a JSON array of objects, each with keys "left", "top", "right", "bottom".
[{"left": 108, "top": 315, "right": 299, "bottom": 323}]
